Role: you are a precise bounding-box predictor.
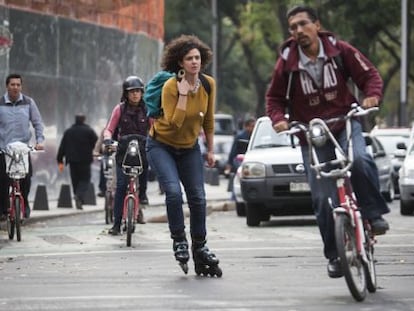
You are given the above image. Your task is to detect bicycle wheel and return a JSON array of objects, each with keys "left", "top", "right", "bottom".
[
  {"left": 104, "top": 191, "right": 111, "bottom": 224},
  {"left": 364, "top": 230, "right": 377, "bottom": 293},
  {"left": 126, "top": 197, "right": 134, "bottom": 247},
  {"left": 335, "top": 213, "right": 367, "bottom": 302},
  {"left": 109, "top": 193, "right": 114, "bottom": 223},
  {"left": 7, "top": 212, "right": 15, "bottom": 240},
  {"left": 15, "top": 197, "right": 22, "bottom": 242}
]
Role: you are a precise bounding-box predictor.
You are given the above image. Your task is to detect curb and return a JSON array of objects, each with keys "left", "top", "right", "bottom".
[{"left": 21, "top": 200, "right": 235, "bottom": 226}]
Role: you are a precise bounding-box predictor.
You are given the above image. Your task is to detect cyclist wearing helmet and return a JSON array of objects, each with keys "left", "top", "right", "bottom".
[{"left": 103, "top": 76, "right": 149, "bottom": 235}]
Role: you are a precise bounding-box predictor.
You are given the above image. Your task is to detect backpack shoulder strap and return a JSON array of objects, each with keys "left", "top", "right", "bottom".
[
  {"left": 333, "top": 54, "right": 349, "bottom": 79},
  {"left": 199, "top": 73, "right": 211, "bottom": 96}
]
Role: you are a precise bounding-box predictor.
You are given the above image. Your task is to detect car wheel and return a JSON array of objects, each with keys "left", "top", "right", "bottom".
[
  {"left": 246, "top": 203, "right": 263, "bottom": 227},
  {"left": 382, "top": 179, "right": 395, "bottom": 203},
  {"left": 400, "top": 199, "right": 414, "bottom": 215},
  {"left": 236, "top": 202, "right": 246, "bottom": 217},
  {"left": 261, "top": 213, "right": 270, "bottom": 222}
]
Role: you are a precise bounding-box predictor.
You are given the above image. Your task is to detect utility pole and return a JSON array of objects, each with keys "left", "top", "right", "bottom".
[
  {"left": 400, "top": 0, "right": 408, "bottom": 126},
  {"left": 211, "top": 0, "right": 218, "bottom": 81}
]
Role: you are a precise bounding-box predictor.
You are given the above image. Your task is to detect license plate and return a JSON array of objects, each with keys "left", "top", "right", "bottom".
[{"left": 290, "top": 182, "right": 310, "bottom": 192}]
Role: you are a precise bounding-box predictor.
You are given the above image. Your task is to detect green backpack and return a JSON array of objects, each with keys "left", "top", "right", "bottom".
[{"left": 144, "top": 71, "right": 211, "bottom": 118}]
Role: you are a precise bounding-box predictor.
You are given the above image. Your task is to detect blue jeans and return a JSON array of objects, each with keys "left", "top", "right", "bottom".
[
  {"left": 146, "top": 137, "right": 206, "bottom": 239},
  {"left": 301, "top": 120, "right": 389, "bottom": 260}
]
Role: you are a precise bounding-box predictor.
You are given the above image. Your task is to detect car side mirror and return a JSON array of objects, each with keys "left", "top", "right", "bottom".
[
  {"left": 374, "top": 150, "right": 386, "bottom": 158},
  {"left": 364, "top": 135, "right": 373, "bottom": 146}
]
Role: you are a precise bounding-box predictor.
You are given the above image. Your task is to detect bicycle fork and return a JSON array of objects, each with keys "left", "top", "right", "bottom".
[
  {"left": 331, "top": 178, "right": 370, "bottom": 265},
  {"left": 9, "top": 183, "right": 24, "bottom": 220}
]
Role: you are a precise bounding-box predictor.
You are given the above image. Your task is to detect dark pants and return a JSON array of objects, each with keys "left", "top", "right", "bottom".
[
  {"left": 301, "top": 120, "right": 390, "bottom": 260},
  {"left": 69, "top": 162, "right": 91, "bottom": 203},
  {"left": 0, "top": 153, "right": 32, "bottom": 216}
]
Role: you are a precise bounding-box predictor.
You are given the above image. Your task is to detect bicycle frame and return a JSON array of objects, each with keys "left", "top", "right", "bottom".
[
  {"left": 9, "top": 179, "right": 25, "bottom": 221},
  {"left": 285, "top": 104, "right": 379, "bottom": 301},
  {"left": 333, "top": 174, "right": 369, "bottom": 264},
  {"left": 3, "top": 141, "right": 32, "bottom": 241},
  {"left": 120, "top": 136, "right": 144, "bottom": 247},
  {"left": 122, "top": 172, "right": 139, "bottom": 224}
]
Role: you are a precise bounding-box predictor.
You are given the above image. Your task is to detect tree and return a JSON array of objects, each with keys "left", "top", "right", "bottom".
[{"left": 164, "top": 0, "right": 413, "bottom": 125}]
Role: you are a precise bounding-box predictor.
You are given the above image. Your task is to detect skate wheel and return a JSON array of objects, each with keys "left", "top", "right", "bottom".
[{"left": 209, "top": 266, "right": 223, "bottom": 277}]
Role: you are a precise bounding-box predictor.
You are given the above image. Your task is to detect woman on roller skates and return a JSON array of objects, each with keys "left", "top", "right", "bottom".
[{"left": 146, "top": 34, "right": 222, "bottom": 277}]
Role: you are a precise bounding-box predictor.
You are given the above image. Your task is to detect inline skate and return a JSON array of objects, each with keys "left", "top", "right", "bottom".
[
  {"left": 192, "top": 239, "right": 222, "bottom": 277},
  {"left": 172, "top": 233, "right": 190, "bottom": 274}
]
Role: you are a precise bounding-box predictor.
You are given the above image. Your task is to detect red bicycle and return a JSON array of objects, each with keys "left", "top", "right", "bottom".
[
  {"left": 119, "top": 134, "right": 144, "bottom": 247},
  {"left": 3, "top": 142, "right": 35, "bottom": 241},
  {"left": 285, "top": 104, "right": 378, "bottom": 301},
  {"left": 100, "top": 145, "right": 117, "bottom": 225}
]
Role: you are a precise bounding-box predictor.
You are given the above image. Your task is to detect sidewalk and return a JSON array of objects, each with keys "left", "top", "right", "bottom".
[{"left": 26, "top": 178, "right": 235, "bottom": 225}]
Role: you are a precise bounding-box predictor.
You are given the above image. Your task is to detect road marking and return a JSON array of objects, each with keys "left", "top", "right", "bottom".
[
  {"left": 0, "top": 294, "right": 189, "bottom": 302},
  {"left": 0, "top": 243, "right": 412, "bottom": 259}
]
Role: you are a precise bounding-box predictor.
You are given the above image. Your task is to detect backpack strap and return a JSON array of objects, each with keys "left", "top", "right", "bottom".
[{"left": 199, "top": 74, "right": 211, "bottom": 95}]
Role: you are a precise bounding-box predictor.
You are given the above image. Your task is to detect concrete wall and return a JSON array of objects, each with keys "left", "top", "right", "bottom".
[{"left": 0, "top": 6, "right": 163, "bottom": 201}]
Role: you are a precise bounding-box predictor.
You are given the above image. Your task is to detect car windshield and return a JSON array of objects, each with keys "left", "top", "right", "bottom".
[
  {"left": 215, "top": 118, "right": 235, "bottom": 135},
  {"left": 374, "top": 135, "right": 410, "bottom": 154},
  {"left": 214, "top": 141, "right": 232, "bottom": 154},
  {"left": 408, "top": 143, "right": 414, "bottom": 156},
  {"left": 251, "top": 120, "right": 299, "bottom": 149}
]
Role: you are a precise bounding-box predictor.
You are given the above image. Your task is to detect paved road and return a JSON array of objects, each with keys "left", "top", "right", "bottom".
[{"left": 0, "top": 184, "right": 413, "bottom": 310}]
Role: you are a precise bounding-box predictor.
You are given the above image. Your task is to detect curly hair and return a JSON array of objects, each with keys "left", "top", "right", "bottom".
[{"left": 161, "top": 34, "right": 213, "bottom": 74}]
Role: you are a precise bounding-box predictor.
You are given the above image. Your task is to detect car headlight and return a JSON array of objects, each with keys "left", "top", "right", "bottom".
[
  {"left": 241, "top": 162, "right": 266, "bottom": 178},
  {"left": 309, "top": 124, "right": 327, "bottom": 147}
]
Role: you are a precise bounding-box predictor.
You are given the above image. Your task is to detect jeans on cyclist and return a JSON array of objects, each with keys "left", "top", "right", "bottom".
[
  {"left": 301, "top": 120, "right": 390, "bottom": 261},
  {"left": 146, "top": 137, "right": 207, "bottom": 240}
]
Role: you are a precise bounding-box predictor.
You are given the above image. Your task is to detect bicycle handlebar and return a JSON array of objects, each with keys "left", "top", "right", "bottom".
[{"left": 281, "top": 104, "right": 379, "bottom": 179}]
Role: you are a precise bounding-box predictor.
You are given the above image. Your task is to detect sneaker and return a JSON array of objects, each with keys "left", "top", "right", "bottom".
[
  {"left": 370, "top": 217, "right": 389, "bottom": 235},
  {"left": 97, "top": 191, "right": 105, "bottom": 198},
  {"left": 108, "top": 226, "right": 121, "bottom": 235},
  {"left": 327, "top": 258, "right": 343, "bottom": 278}
]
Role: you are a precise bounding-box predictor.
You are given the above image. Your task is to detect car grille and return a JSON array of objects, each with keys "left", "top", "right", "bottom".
[{"left": 272, "top": 164, "right": 305, "bottom": 174}]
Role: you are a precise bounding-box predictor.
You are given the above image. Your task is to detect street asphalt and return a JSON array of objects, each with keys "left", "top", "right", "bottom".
[{"left": 25, "top": 177, "right": 235, "bottom": 225}]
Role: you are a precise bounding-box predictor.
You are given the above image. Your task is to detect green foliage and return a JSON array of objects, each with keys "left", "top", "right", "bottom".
[{"left": 164, "top": 0, "right": 412, "bottom": 126}]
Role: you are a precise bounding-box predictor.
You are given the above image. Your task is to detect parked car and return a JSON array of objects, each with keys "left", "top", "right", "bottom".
[
  {"left": 239, "top": 116, "right": 312, "bottom": 227},
  {"left": 213, "top": 135, "right": 233, "bottom": 175},
  {"left": 364, "top": 133, "right": 395, "bottom": 202},
  {"left": 370, "top": 127, "right": 412, "bottom": 195},
  {"left": 232, "top": 165, "right": 246, "bottom": 216},
  {"left": 398, "top": 141, "right": 414, "bottom": 215},
  {"left": 213, "top": 113, "right": 237, "bottom": 176}
]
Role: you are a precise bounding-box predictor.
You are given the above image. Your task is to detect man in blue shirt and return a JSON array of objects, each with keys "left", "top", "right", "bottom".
[
  {"left": 0, "top": 73, "right": 45, "bottom": 219},
  {"left": 226, "top": 117, "right": 256, "bottom": 174}
]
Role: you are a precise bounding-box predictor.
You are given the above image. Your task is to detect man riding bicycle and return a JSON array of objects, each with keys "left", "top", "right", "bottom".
[
  {"left": 266, "top": 5, "right": 389, "bottom": 279},
  {"left": 0, "top": 73, "right": 45, "bottom": 220}
]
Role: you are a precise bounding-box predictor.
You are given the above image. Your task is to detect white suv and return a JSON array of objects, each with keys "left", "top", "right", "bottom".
[{"left": 239, "top": 116, "right": 312, "bottom": 226}]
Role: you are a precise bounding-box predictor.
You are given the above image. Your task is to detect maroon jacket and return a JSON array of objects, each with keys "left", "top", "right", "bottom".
[{"left": 266, "top": 31, "right": 383, "bottom": 144}]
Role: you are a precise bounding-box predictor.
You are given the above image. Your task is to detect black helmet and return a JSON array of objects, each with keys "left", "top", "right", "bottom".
[{"left": 122, "top": 76, "right": 144, "bottom": 92}]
